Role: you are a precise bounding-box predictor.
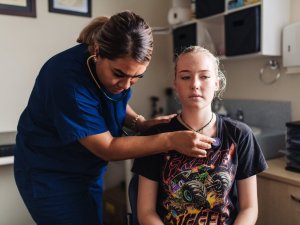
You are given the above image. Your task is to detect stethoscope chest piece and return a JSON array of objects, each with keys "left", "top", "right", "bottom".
[{"left": 211, "top": 137, "right": 221, "bottom": 150}]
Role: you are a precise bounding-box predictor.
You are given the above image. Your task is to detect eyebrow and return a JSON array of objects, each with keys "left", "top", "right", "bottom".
[
  {"left": 178, "top": 69, "right": 190, "bottom": 73},
  {"left": 178, "top": 69, "right": 211, "bottom": 73},
  {"left": 113, "top": 68, "right": 144, "bottom": 78}
]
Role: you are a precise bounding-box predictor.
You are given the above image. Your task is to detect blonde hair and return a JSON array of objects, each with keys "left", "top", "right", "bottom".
[{"left": 174, "top": 46, "right": 226, "bottom": 99}]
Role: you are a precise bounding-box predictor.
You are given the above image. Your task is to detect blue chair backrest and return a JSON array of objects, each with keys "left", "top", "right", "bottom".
[{"left": 128, "top": 174, "right": 139, "bottom": 225}]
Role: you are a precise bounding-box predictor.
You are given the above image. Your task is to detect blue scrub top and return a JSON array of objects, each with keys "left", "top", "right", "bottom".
[{"left": 14, "top": 44, "right": 132, "bottom": 198}]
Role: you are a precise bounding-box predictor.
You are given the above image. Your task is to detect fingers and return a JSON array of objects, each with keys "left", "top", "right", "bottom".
[
  {"left": 197, "top": 133, "right": 215, "bottom": 145},
  {"left": 150, "top": 116, "right": 175, "bottom": 125},
  {"left": 154, "top": 114, "right": 177, "bottom": 121},
  {"left": 190, "top": 148, "right": 208, "bottom": 158},
  {"left": 171, "top": 130, "right": 217, "bottom": 158},
  {"left": 189, "top": 133, "right": 216, "bottom": 158},
  {"left": 198, "top": 140, "right": 212, "bottom": 149},
  {"left": 167, "top": 114, "right": 178, "bottom": 119},
  {"left": 142, "top": 116, "right": 173, "bottom": 130}
]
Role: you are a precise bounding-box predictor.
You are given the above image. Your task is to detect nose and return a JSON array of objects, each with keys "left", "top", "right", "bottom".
[
  {"left": 191, "top": 77, "right": 201, "bottom": 90},
  {"left": 118, "top": 77, "right": 132, "bottom": 90}
]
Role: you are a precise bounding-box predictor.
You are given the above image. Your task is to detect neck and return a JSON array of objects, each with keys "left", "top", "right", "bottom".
[{"left": 179, "top": 109, "right": 215, "bottom": 134}]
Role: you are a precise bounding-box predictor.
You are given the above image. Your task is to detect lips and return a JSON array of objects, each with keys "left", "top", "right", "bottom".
[
  {"left": 113, "top": 89, "right": 124, "bottom": 94},
  {"left": 110, "top": 87, "right": 124, "bottom": 94},
  {"left": 189, "top": 93, "right": 202, "bottom": 98}
]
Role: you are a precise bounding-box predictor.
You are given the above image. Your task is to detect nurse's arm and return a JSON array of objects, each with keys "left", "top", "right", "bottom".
[{"left": 79, "top": 130, "right": 212, "bottom": 161}]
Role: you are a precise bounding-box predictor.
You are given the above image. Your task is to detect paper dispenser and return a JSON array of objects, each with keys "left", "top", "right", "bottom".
[{"left": 283, "top": 22, "right": 300, "bottom": 74}]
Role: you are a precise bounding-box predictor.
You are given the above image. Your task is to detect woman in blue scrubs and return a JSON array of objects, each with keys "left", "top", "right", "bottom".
[{"left": 14, "top": 11, "right": 215, "bottom": 225}]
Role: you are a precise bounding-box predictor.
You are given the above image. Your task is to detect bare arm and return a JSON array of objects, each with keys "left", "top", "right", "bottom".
[
  {"left": 79, "top": 130, "right": 213, "bottom": 161},
  {"left": 137, "top": 175, "right": 164, "bottom": 225},
  {"left": 79, "top": 105, "right": 214, "bottom": 161},
  {"left": 233, "top": 175, "right": 258, "bottom": 225}
]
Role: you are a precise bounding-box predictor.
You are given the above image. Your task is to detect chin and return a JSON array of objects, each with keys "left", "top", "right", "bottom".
[{"left": 110, "top": 88, "right": 124, "bottom": 94}]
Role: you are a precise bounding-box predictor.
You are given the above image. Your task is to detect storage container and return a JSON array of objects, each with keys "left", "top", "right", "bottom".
[
  {"left": 195, "top": 0, "right": 225, "bottom": 18},
  {"left": 225, "top": 5, "right": 261, "bottom": 56},
  {"left": 285, "top": 121, "right": 300, "bottom": 172}
]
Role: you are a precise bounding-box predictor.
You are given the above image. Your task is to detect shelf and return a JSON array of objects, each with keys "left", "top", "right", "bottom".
[
  {"left": 226, "top": 2, "right": 261, "bottom": 14},
  {"left": 199, "top": 13, "right": 224, "bottom": 23},
  {"left": 200, "top": 0, "right": 290, "bottom": 58},
  {"left": 219, "top": 52, "right": 267, "bottom": 61},
  {"left": 172, "top": 0, "right": 290, "bottom": 59}
]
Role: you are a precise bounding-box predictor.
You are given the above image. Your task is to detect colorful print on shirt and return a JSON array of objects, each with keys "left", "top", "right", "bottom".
[{"left": 161, "top": 144, "right": 236, "bottom": 225}]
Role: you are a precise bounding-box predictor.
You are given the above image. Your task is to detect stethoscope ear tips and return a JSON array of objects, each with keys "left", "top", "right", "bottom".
[{"left": 212, "top": 137, "right": 221, "bottom": 149}]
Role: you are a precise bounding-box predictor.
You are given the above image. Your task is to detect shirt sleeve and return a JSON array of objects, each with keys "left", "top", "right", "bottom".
[
  {"left": 131, "top": 126, "right": 164, "bottom": 181},
  {"left": 235, "top": 125, "right": 268, "bottom": 180},
  {"left": 132, "top": 154, "right": 163, "bottom": 182},
  {"left": 45, "top": 67, "right": 108, "bottom": 144}
]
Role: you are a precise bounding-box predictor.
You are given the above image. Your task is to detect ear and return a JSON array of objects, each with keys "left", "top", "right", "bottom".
[
  {"left": 173, "top": 77, "right": 177, "bottom": 92},
  {"left": 93, "top": 43, "right": 100, "bottom": 55},
  {"left": 215, "top": 77, "right": 220, "bottom": 91}
]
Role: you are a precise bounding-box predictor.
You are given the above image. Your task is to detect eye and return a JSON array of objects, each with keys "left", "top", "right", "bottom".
[
  {"left": 113, "top": 70, "right": 144, "bottom": 80},
  {"left": 131, "top": 74, "right": 144, "bottom": 80},
  {"left": 113, "top": 71, "right": 125, "bottom": 78},
  {"left": 200, "top": 75, "right": 210, "bottom": 80},
  {"left": 179, "top": 74, "right": 191, "bottom": 80},
  {"left": 182, "top": 76, "right": 190, "bottom": 80},
  {"left": 199, "top": 71, "right": 212, "bottom": 80},
  {"left": 135, "top": 74, "right": 144, "bottom": 79}
]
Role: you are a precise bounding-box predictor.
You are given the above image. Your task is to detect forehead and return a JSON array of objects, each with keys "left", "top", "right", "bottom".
[
  {"left": 176, "top": 52, "right": 215, "bottom": 71},
  {"left": 109, "top": 57, "right": 149, "bottom": 74}
]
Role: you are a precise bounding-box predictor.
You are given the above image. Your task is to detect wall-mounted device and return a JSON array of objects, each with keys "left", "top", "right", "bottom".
[{"left": 283, "top": 22, "right": 300, "bottom": 74}]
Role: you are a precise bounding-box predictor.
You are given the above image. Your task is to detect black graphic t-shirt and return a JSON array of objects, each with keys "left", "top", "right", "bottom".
[{"left": 132, "top": 115, "right": 268, "bottom": 225}]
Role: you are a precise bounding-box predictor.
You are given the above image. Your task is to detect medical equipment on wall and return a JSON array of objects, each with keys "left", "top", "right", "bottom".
[{"left": 283, "top": 22, "right": 300, "bottom": 74}]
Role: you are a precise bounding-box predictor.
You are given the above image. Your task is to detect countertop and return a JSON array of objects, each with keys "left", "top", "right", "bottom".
[
  {"left": 259, "top": 157, "right": 300, "bottom": 187},
  {"left": 0, "top": 156, "right": 14, "bottom": 166},
  {"left": 0, "top": 131, "right": 16, "bottom": 166}
]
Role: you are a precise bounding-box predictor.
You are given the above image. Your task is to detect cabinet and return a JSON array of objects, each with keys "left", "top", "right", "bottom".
[
  {"left": 256, "top": 158, "right": 300, "bottom": 225},
  {"left": 190, "top": 0, "right": 290, "bottom": 58}
]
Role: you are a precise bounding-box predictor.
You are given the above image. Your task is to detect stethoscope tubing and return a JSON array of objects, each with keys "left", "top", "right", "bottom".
[{"left": 86, "top": 55, "right": 129, "bottom": 136}]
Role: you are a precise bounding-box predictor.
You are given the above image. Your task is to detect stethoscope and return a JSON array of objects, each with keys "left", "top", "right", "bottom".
[{"left": 86, "top": 55, "right": 129, "bottom": 136}]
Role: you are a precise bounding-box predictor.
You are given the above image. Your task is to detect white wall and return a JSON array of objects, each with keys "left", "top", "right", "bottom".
[{"left": 0, "top": 0, "right": 173, "bottom": 132}]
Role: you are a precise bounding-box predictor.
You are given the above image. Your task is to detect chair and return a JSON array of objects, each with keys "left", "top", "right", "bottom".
[{"left": 127, "top": 174, "right": 139, "bottom": 225}]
